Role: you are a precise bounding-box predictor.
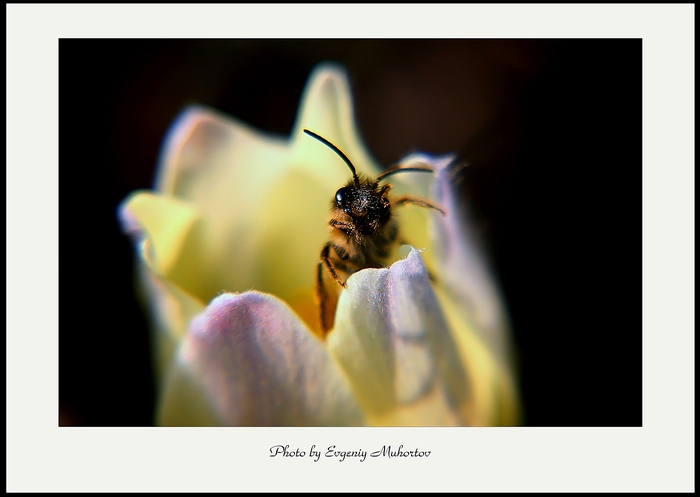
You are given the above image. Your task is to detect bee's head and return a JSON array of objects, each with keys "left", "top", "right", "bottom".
[
  {"left": 303, "top": 128, "right": 433, "bottom": 232},
  {"left": 336, "top": 183, "right": 389, "bottom": 216}
]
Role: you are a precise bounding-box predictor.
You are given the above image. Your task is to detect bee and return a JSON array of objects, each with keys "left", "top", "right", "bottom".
[{"left": 304, "top": 129, "right": 446, "bottom": 335}]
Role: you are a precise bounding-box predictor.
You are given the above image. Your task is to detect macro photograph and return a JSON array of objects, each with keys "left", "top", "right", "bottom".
[
  {"left": 58, "top": 38, "right": 642, "bottom": 428},
  {"left": 8, "top": 3, "right": 694, "bottom": 493}
]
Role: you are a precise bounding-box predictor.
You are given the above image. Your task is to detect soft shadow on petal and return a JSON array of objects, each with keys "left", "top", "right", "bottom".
[
  {"left": 158, "top": 292, "right": 365, "bottom": 426},
  {"left": 327, "top": 249, "right": 471, "bottom": 426}
]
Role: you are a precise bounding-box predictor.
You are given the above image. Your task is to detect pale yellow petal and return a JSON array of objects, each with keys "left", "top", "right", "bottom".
[
  {"left": 150, "top": 106, "right": 300, "bottom": 303},
  {"left": 138, "top": 65, "right": 391, "bottom": 328},
  {"left": 119, "top": 191, "right": 207, "bottom": 380},
  {"left": 290, "top": 63, "right": 383, "bottom": 178},
  {"left": 120, "top": 190, "right": 213, "bottom": 298},
  {"left": 428, "top": 152, "right": 521, "bottom": 424},
  {"left": 434, "top": 285, "right": 521, "bottom": 425}
]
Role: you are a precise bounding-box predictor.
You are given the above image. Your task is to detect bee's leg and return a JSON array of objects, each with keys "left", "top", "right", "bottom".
[
  {"left": 378, "top": 184, "right": 392, "bottom": 197},
  {"left": 329, "top": 218, "right": 354, "bottom": 237},
  {"left": 321, "top": 242, "right": 347, "bottom": 288},
  {"left": 394, "top": 195, "right": 445, "bottom": 282},
  {"left": 316, "top": 243, "right": 352, "bottom": 335},
  {"left": 392, "top": 195, "right": 447, "bottom": 216},
  {"left": 316, "top": 256, "right": 332, "bottom": 334}
]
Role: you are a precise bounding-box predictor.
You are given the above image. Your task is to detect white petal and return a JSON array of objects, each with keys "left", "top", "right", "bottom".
[
  {"left": 158, "top": 292, "right": 365, "bottom": 426},
  {"left": 327, "top": 249, "right": 471, "bottom": 426}
]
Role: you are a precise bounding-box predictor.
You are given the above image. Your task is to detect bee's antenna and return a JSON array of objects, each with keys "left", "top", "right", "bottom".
[
  {"left": 375, "top": 166, "right": 435, "bottom": 184},
  {"left": 304, "top": 129, "right": 360, "bottom": 186}
]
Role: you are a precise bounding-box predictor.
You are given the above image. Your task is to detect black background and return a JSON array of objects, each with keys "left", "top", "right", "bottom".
[{"left": 59, "top": 39, "right": 641, "bottom": 427}]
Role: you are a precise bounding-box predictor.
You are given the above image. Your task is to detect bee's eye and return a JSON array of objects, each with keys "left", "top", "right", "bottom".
[{"left": 335, "top": 187, "right": 349, "bottom": 208}]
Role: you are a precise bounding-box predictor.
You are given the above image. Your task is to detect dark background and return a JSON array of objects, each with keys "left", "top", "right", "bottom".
[{"left": 59, "top": 39, "right": 641, "bottom": 427}]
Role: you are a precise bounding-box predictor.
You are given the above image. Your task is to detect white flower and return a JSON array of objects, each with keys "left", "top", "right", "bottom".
[{"left": 119, "top": 63, "right": 520, "bottom": 426}]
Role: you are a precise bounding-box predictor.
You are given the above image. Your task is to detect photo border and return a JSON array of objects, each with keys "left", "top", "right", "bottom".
[{"left": 6, "top": 3, "right": 694, "bottom": 492}]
